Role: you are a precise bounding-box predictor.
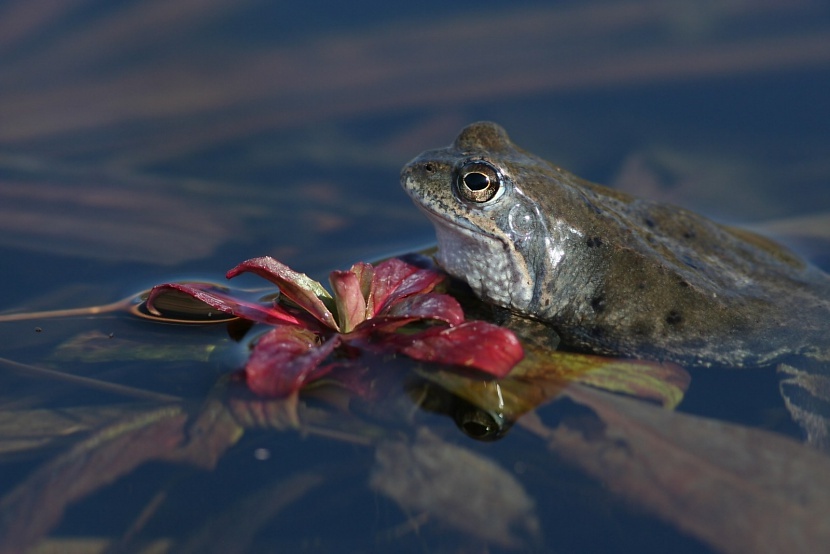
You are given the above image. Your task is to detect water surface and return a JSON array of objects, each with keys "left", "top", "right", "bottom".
[{"left": 1, "top": 1, "right": 830, "bottom": 552}]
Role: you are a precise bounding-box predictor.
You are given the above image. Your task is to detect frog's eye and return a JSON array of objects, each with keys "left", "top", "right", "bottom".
[{"left": 456, "top": 160, "right": 502, "bottom": 203}]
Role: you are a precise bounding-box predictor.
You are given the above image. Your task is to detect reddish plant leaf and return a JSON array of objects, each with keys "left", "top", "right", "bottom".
[
  {"left": 146, "top": 283, "right": 301, "bottom": 326},
  {"left": 350, "top": 262, "right": 374, "bottom": 314},
  {"left": 245, "top": 327, "right": 340, "bottom": 397},
  {"left": 367, "top": 258, "right": 430, "bottom": 316},
  {"left": 378, "top": 268, "right": 447, "bottom": 313},
  {"left": 383, "top": 293, "right": 464, "bottom": 326},
  {"left": 226, "top": 257, "right": 338, "bottom": 331},
  {"left": 329, "top": 269, "right": 367, "bottom": 333},
  {"left": 395, "top": 321, "right": 524, "bottom": 378},
  {"left": 347, "top": 316, "right": 423, "bottom": 340}
]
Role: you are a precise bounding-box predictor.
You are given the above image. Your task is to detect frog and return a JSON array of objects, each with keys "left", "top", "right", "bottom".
[{"left": 401, "top": 121, "right": 830, "bottom": 449}]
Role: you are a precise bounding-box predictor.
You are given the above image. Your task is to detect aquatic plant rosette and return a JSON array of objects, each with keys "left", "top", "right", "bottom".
[{"left": 147, "top": 257, "right": 524, "bottom": 397}]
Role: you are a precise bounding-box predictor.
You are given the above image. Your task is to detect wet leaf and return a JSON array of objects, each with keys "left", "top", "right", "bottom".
[
  {"left": 418, "top": 369, "right": 565, "bottom": 425},
  {"left": 418, "top": 346, "right": 690, "bottom": 428},
  {"left": 380, "top": 269, "right": 447, "bottom": 312},
  {"left": 370, "top": 427, "right": 540, "bottom": 548},
  {"left": 245, "top": 327, "right": 341, "bottom": 397},
  {"left": 366, "top": 258, "right": 419, "bottom": 313},
  {"left": 348, "top": 261, "right": 375, "bottom": 316},
  {"left": 369, "top": 258, "right": 446, "bottom": 315},
  {"left": 383, "top": 293, "right": 464, "bottom": 326},
  {"left": 227, "top": 257, "right": 338, "bottom": 330},
  {"left": 147, "top": 283, "right": 300, "bottom": 326},
  {"left": 138, "top": 286, "right": 238, "bottom": 323},
  {"left": 329, "top": 269, "right": 366, "bottom": 333},
  {"left": 395, "top": 321, "right": 525, "bottom": 378},
  {"left": 514, "top": 344, "right": 690, "bottom": 409},
  {"left": 150, "top": 256, "right": 525, "bottom": 396}
]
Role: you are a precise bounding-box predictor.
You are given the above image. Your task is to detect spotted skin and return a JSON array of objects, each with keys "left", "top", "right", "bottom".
[{"left": 402, "top": 121, "right": 830, "bottom": 447}]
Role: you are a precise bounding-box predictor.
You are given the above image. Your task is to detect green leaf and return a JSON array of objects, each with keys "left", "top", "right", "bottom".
[
  {"left": 52, "top": 330, "right": 218, "bottom": 363},
  {"left": 419, "top": 343, "right": 690, "bottom": 424},
  {"left": 516, "top": 344, "right": 691, "bottom": 410}
]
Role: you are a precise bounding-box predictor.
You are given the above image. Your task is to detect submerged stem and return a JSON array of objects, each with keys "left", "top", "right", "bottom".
[
  {"left": 0, "top": 356, "right": 182, "bottom": 403},
  {"left": 0, "top": 298, "right": 132, "bottom": 323}
]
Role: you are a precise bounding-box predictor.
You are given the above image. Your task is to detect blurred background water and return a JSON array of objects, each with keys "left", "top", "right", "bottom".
[{"left": 1, "top": 1, "right": 829, "bottom": 552}]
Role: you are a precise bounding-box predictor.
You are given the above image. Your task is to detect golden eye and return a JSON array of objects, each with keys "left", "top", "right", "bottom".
[{"left": 456, "top": 160, "right": 502, "bottom": 203}]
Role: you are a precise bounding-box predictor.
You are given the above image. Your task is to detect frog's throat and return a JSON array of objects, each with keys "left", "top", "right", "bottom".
[{"left": 428, "top": 217, "right": 536, "bottom": 314}]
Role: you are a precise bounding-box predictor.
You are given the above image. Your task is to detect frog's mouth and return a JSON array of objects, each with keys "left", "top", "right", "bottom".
[
  {"left": 415, "top": 204, "right": 510, "bottom": 258},
  {"left": 411, "top": 203, "right": 536, "bottom": 314},
  {"left": 410, "top": 198, "right": 502, "bottom": 244}
]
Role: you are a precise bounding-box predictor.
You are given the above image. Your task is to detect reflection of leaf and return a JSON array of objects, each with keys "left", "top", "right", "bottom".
[
  {"left": 0, "top": 406, "right": 187, "bottom": 552},
  {"left": 516, "top": 344, "right": 690, "bottom": 409},
  {"left": 0, "top": 404, "right": 161, "bottom": 457},
  {"left": 51, "top": 330, "right": 218, "bottom": 363},
  {"left": 420, "top": 345, "right": 690, "bottom": 427},
  {"left": 370, "top": 427, "right": 540, "bottom": 549},
  {"left": 0, "top": 180, "right": 241, "bottom": 264},
  {"left": 2, "top": 0, "right": 826, "bottom": 169},
  {"left": 778, "top": 362, "right": 830, "bottom": 451},
  {"left": 178, "top": 472, "right": 325, "bottom": 554},
  {"left": 162, "top": 399, "right": 244, "bottom": 469},
  {"left": 0, "top": 402, "right": 243, "bottom": 553},
  {"left": 226, "top": 388, "right": 389, "bottom": 446},
  {"left": 521, "top": 384, "right": 830, "bottom": 554}
]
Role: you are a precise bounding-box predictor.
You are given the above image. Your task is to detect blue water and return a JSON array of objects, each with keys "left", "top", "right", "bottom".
[{"left": 1, "top": 1, "right": 830, "bottom": 552}]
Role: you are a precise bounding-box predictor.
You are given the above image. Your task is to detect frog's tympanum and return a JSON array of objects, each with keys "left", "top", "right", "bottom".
[{"left": 401, "top": 121, "right": 830, "bottom": 448}]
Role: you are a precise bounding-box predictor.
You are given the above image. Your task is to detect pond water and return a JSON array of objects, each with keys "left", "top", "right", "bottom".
[{"left": 1, "top": 1, "right": 830, "bottom": 552}]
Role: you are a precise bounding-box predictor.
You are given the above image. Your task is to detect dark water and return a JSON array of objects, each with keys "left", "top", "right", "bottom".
[{"left": 1, "top": 1, "right": 830, "bottom": 552}]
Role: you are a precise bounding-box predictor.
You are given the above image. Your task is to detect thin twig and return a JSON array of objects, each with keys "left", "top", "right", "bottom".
[
  {"left": 0, "top": 298, "right": 132, "bottom": 323},
  {"left": 0, "top": 356, "right": 182, "bottom": 403}
]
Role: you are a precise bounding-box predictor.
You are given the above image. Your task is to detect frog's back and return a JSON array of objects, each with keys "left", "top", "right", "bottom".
[
  {"left": 556, "top": 176, "right": 830, "bottom": 367},
  {"left": 402, "top": 121, "right": 830, "bottom": 369},
  {"left": 402, "top": 120, "right": 830, "bottom": 449}
]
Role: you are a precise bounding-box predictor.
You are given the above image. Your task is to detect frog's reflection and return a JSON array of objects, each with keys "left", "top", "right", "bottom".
[{"left": 407, "top": 379, "right": 513, "bottom": 441}]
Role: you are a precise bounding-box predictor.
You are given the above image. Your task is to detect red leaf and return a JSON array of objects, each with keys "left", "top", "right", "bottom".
[
  {"left": 245, "top": 327, "right": 340, "bottom": 397},
  {"left": 366, "top": 258, "right": 440, "bottom": 313},
  {"left": 146, "top": 283, "right": 301, "bottom": 326},
  {"left": 383, "top": 293, "right": 464, "bottom": 326},
  {"left": 367, "top": 258, "right": 420, "bottom": 316},
  {"left": 349, "top": 261, "right": 374, "bottom": 309},
  {"left": 329, "top": 269, "right": 367, "bottom": 333},
  {"left": 379, "top": 269, "right": 446, "bottom": 312},
  {"left": 347, "top": 316, "right": 421, "bottom": 339},
  {"left": 226, "top": 257, "right": 339, "bottom": 331},
  {"left": 394, "top": 321, "right": 524, "bottom": 378}
]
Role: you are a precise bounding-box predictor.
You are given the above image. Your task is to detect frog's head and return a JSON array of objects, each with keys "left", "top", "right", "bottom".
[{"left": 401, "top": 121, "right": 591, "bottom": 317}]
